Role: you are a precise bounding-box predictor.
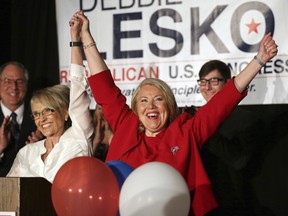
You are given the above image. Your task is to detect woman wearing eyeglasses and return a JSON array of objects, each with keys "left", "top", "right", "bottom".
[{"left": 6, "top": 24, "right": 94, "bottom": 183}]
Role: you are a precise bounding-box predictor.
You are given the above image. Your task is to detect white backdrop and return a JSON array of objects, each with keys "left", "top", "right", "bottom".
[{"left": 56, "top": 0, "right": 288, "bottom": 108}]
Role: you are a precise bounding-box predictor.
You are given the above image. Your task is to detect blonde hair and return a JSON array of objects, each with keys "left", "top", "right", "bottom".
[
  {"left": 31, "top": 84, "right": 71, "bottom": 129},
  {"left": 131, "top": 78, "right": 178, "bottom": 124}
]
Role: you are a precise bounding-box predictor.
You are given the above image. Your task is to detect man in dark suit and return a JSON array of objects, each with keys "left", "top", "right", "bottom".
[{"left": 0, "top": 61, "right": 37, "bottom": 176}]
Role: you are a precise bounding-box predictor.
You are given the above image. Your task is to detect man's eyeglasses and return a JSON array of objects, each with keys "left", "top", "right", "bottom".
[
  {"left": 31, "top": 107, "right": 55, "bottom": 120},
  {"left": 197, "top": 77, "right": 224, "bottom": 86},
  {"left": 0, "top": 78, "right": 25, "bottom": 86}
]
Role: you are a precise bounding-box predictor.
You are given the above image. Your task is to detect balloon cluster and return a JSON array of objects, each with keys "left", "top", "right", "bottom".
[{"left": 52, "top": 157, "right": 190, "bottom": 216}]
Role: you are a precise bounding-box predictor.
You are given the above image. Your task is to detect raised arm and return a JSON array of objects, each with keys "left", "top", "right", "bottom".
[
  {"left": 234, "top": 33, "right": 278, "bottom": 93},
  {"left": 68, "top": 12, "right": 94, "bottom": 154},
  {"left": 76, "top": 11, "right": 108, "bottom": 75},
  {"left": 69, "top": 11, "right": 83, "bottom": 65}
]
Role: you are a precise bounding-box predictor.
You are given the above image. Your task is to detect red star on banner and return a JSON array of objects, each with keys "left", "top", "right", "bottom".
[{"left": 246, "top": 18, "right": 261, "bottom": 34}]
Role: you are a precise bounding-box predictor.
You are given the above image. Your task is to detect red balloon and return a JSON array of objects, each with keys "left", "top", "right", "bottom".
[{"left": 52, "top": 156, "right": 119, "bottom": 216}]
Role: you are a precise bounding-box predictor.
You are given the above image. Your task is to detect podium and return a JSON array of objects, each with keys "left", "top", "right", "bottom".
[{"left": 0, "top": 177, "right": 57, "bottom": 216}]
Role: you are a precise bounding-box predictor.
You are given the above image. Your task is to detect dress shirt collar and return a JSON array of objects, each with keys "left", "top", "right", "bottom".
[{"left": 1, "top": 101, "right": 25, "bottom": 125}]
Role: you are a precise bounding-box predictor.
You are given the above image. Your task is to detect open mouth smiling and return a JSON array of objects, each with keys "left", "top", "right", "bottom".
[{"left": 147, "top": 113, "right": 159, "bottom": 119}]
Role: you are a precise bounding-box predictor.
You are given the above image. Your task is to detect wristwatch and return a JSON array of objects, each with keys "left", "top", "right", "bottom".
[{"left": 70, "top": 41, "right": 83, "bottom": 47}]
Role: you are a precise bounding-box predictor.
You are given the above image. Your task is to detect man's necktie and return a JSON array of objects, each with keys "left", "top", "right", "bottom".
[{"left": 10, "top": 112, "right": 20, "bottom": 150}]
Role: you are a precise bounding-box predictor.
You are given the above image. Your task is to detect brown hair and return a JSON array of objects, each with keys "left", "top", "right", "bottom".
[{"left": 199, "top": 60, "right": 231, "bottom": 81}]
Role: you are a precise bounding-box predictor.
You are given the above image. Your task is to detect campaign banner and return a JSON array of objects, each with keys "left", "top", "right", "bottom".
[{"left": 56, "top": 0, "right": 288, "bottom": 108}]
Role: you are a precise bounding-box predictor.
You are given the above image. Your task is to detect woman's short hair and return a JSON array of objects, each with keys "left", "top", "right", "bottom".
[
  {"left": 31, "top": 84, "right": 71, "bottom": 128},
  {"left": 131, "top": 78, "right": 178, "bottom": 124}
]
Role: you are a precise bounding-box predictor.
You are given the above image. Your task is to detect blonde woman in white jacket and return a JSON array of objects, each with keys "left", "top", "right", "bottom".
[{"left": 6, "top": 17, "right": 94, "bottom": 183}]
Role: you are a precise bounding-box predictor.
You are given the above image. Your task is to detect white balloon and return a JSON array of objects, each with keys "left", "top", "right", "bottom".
[{"left": 119, "top": 162, "right": 190, "bottom": 216}]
